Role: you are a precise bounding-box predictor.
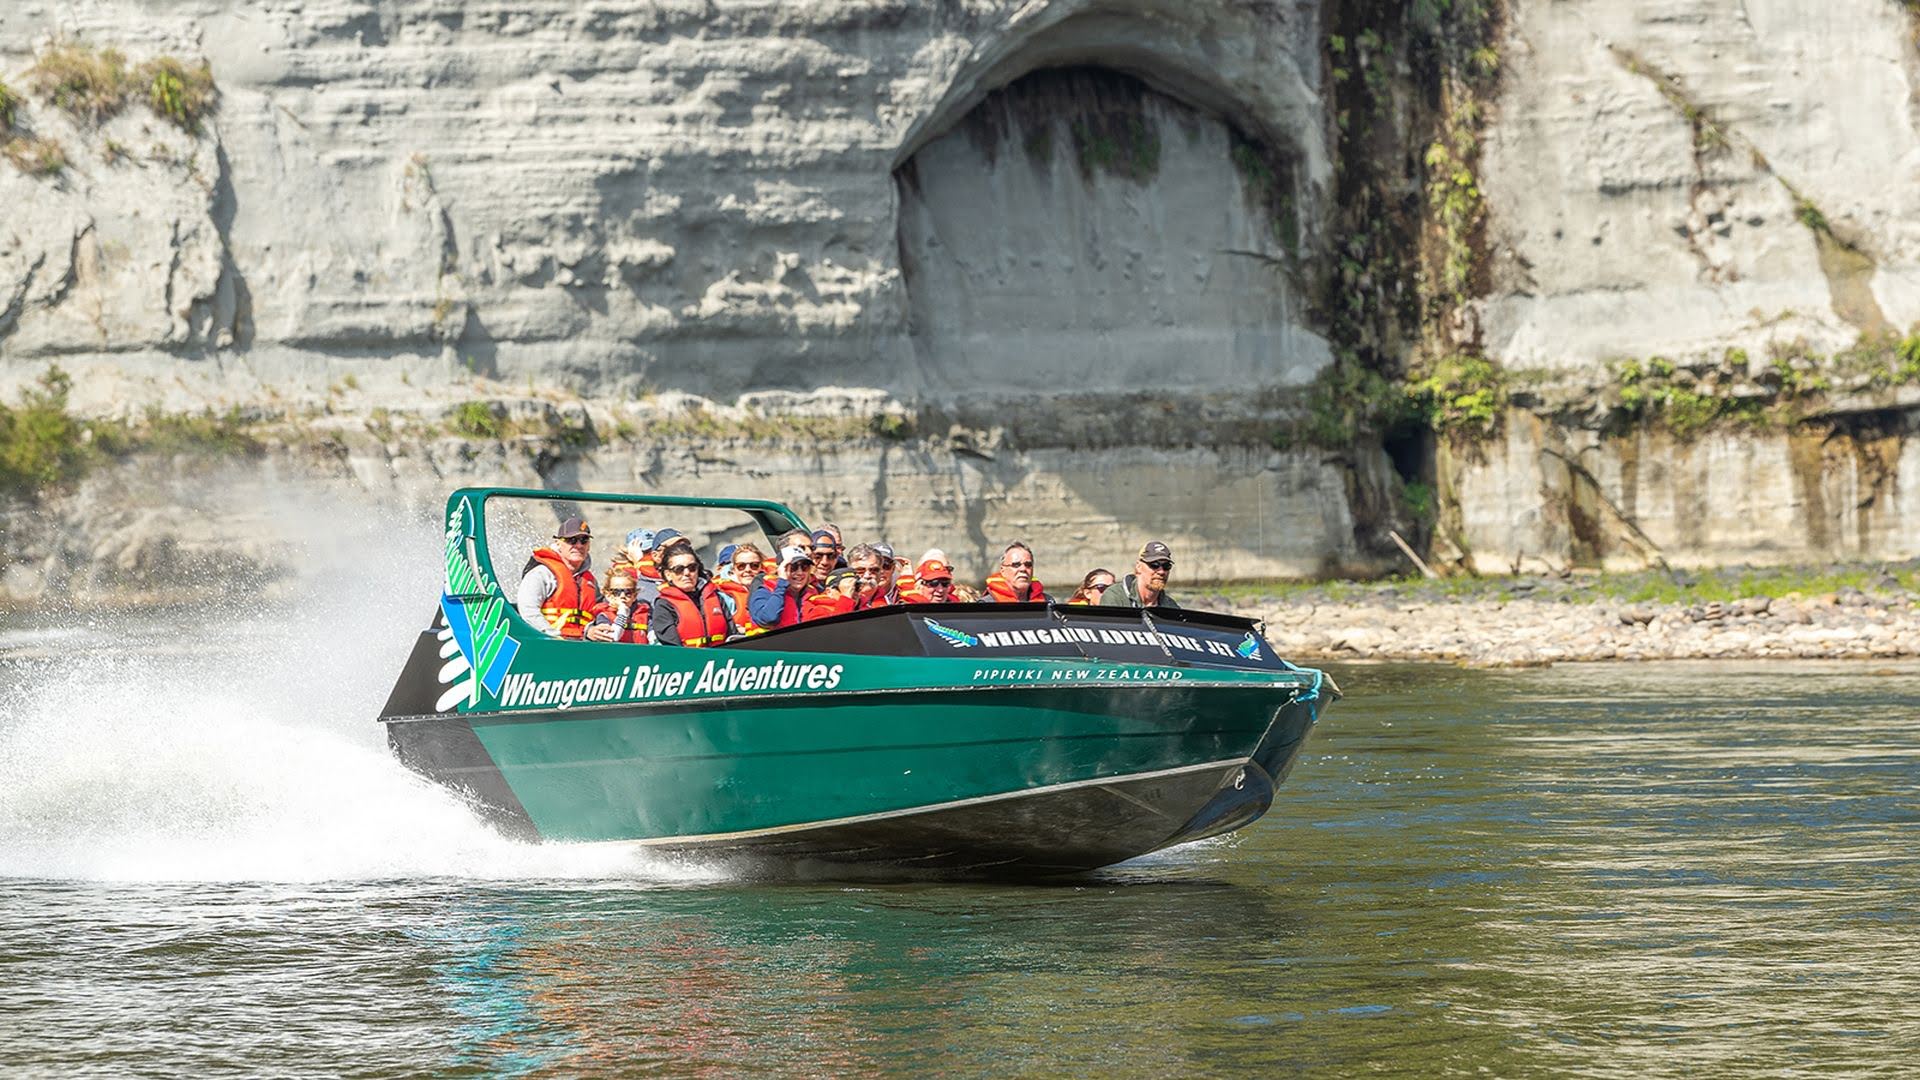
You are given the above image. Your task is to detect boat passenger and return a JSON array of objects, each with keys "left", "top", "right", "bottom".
[
  {"left": 820, "top": 523, "right": 848, "bottom": 567},
  {"left": 901, "top": 558, "right": 957, "bottom": 604},
  {"left": 748, "top": 545, "right": 814, "bottom": 630},
  {"left": 847, "top": 543, "right": 899, "bottom": 609},
  {"left": 517, "top": 517, "right": 617, "bottom": 641},
  {"left": 767, "top": 529, "right": 810, "bottom": 578},
  {"left": 803, "top": 567, "right": 860, "bottom": 620},
  {"left": 592, "top": 567, "right": 648, "bottom": 643},
  {"left": 1066, "top": 568, "right": 1117, "bottom": 605},
  {"left": 1100, "top": 541, "right": 1180, "bottom": 609},
  {"left": 715, "top": 543, "right": 769, "bottom": 636},
  {"left": 651, "top": 550, "right": 732, "bottom": 647},
  {"left": 984, "top": 542, "right": 1050, "bottom": 603},
  {"left": 623, "top": 528, "right": 661, "bottom": 596},
  {"left": 810, "top": 529, "right": 845, "bottom": 572}
]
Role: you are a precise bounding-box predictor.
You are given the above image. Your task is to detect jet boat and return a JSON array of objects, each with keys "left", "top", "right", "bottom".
[{"left": 377, "top": 487, "right": 1337, "bottom": 875}]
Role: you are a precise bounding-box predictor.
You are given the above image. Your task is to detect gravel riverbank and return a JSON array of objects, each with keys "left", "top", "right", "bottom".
[{"left": 1207, "top": 565, "right": 1920, "bottom": 666}]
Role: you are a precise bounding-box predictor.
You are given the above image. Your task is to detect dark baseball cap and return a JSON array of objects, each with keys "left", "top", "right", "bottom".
[
  {"left": 555, "top": 516, "right": 592, "bottom": 539},
  {"left": 651, "top": 528, "right": 687, "bottom": 551},
  {"left": 1137, "top": 540, "right": 1174, "bottom": 564},
  {"left": 810, "top": 528, "right": 837, "bottom": 546}
]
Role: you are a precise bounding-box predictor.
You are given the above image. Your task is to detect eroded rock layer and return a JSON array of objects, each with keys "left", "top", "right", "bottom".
[{"left": 1, "top": 0, "right": 1918, "bottom": 599}]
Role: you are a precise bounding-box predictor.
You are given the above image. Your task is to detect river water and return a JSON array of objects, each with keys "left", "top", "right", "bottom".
[{"left": 1, "top": 596, "right": 1916, "bottom": 1076}]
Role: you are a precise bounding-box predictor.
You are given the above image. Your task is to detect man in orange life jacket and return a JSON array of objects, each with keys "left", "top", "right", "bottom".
[
  {"left": 984, "top": 542, "right": 1050, "bottom": 603},
  {"left": 518, "top": 517, "right": 617, "bottom": 641},
  {"left": 649, "top": 548, "right": 732, "bottom": 647}
]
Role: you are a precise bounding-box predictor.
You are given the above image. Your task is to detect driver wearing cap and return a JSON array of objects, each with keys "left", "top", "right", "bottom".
[
  {"left": 1100, "top": 541, "right": 1181, "bottom": 609},
  {"left": 518, "top": 516, "right": 619, "bottom": 640}
]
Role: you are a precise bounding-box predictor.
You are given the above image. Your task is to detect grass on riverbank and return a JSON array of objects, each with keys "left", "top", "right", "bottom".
[{"left": 1192, "top": 561, "right": 1920, "bottom": 608}]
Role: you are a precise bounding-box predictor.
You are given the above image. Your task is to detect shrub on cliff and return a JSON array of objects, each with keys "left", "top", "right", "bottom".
[
  {"left": 26, "top": 43, "right": 215, "bottom": 129},
  {"left": 0, "top": 368, "right": 92, "bottom": 497},
  {"left": 0, "top": 79, "right": 19, "bottom": 131},
  {"left": 4, "top": 136, "right": 67, "bottom": 176},
  {"left": 29, "top": 43, "right": 133, "bottom": 122},
  {"left": 1410, "top": 354, "right": 1507, "bottom": 436},
  {"left": 143, "top": 56, "right": 215, "bottom": 132}
]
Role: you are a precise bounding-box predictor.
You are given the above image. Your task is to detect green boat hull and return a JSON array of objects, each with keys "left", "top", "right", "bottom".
[{"left": 386, "top": 681, "right": 1318, "bottom": 873}]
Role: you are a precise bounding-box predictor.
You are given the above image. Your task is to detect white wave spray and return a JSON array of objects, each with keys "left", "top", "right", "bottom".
[{"left": 0, "top": 494, "right": 713, "bottom": 884}]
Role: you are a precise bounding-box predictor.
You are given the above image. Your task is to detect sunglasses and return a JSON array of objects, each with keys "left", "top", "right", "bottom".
[
  {"left": 922, "top": 578, "right": 953, "bottom": 588},
  {"left": 606, "top": 587, "right": 636, "bottom": 597},
  {"left": 1143, "top": 560, "right": 1173, "bottom": 572},
  {"left": 854, "top": 566, "right": 885, "bottom": 577},
  {"left": 666, "top": 562, "right": 699, "bottom": 574},
  {"left": 733, "top": 561, "right": 760, "bottom": 570},
  {"left": 1005, "top": 560, "right": 1033, "bottom": 569},
  {"left": 560, "top": 535, "right": 591, "bottom": 545},
  {"left": 1089, "top": 583, "right": 1111, "bottom": 592}
]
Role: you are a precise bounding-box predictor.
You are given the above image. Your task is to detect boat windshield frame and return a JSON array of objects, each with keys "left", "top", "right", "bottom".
[{"left": 444, "top": 486, "right": 810, "bottom": 608}]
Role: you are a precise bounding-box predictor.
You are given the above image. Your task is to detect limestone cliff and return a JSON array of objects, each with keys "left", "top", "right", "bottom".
[{"left": 1, "top": 0, "right": 1918, "bottom": 602}]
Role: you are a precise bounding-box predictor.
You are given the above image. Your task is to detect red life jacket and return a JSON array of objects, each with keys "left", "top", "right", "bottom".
[
  {"left": 658, "top": 582, "right": 731, "bottom": 647},
  {"left": 527, "top": 548, "right": 601, "bottom": 639},
  {"left": 637, "top": 552, "right": 661, "bottom": 582},
  {"left": 603, "top": 601, "right": 648, "bottom": 643},
  {"left": 715, "top": 578, "right": 766, "bottom": 637},
  {"left": 857, "top": 587, "right": 899, "bottom": 611},
  {"left": 984, "top": 572, "right": 1045, "bottom": 603},
  {"left": 803, "top": 590, "right": 855, "bottom": 621},
  {"left": 900, "top": 586, "right": 951, "bottom": 604}
]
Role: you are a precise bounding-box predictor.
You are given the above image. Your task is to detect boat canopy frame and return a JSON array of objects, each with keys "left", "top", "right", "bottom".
[{"left": 445, "top": 485, "right": 810, "bottom": 606}]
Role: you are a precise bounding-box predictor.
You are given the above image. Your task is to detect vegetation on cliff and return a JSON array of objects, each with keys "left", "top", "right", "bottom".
[
  {"left": 1599, "top": 330, "right": 1920, "bottom": 439},
  {"left": 0, "top": 368, "right": 259, "bottom": 499},
  {"left": 26, "top": 43, "right": 216, "bottom": 131}
]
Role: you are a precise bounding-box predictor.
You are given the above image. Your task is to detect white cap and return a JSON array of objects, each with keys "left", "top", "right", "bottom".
[{"left": 779, "top": 545, "right": 814, "bottom": 566}]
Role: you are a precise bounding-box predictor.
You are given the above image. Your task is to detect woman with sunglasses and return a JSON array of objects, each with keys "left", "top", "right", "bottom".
[
  {"left": 714, "top": 543, "right": 772, "bottom": 637},
  {"left": 1099, "top": 542, "right": 1181, "bottom": 609},
  {"left": 650, "top": 551, "right": 733, "bottom": 647},
  {"left": 1065, "top": 568, "right": 1117, "bottom": 606}
]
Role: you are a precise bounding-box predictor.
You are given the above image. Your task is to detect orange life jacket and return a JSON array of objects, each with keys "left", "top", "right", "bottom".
[
  {"left": 900, "top": 586, "right": 952, "bottom": 604},
  {"left": 715, "top": 578, "right": 766, "bottom": 637},
  {"left": 637, "top": 552, "right": 661, "bottom": 581},
  {"left": 984, "top": 572, "right": 1045, "bottom": 604},
  {"left": 658, "top": 582, "right": 731, "bottom": 647},
  {"left": 527, "top": 548, "right": 600, "bottom": 639}
]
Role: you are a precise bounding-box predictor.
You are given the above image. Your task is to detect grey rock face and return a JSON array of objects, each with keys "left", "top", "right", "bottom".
[{"left": 2, "top": 0, "right": 1918, "bottom": 602}]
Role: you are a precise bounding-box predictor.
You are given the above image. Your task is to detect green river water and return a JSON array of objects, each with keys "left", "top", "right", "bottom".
[{"left": 1, "top": 607, "right": 1915, "bottom": 1075}]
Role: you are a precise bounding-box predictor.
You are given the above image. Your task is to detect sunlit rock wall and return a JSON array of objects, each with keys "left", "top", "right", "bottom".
[
  {"left": 2, "top": 0, "right": 1919, "bottom": 596},
  {"left": 1477, "top": 0, "right": 1920, "bottom": 373},
  {"left": 0, "top": 0, "right": 1330, "bottom": 411}
]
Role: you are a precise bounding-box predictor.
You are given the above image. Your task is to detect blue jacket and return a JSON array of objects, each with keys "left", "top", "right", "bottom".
[{"left": 748, "top": 577, "right": 805, "bottom": 629}]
